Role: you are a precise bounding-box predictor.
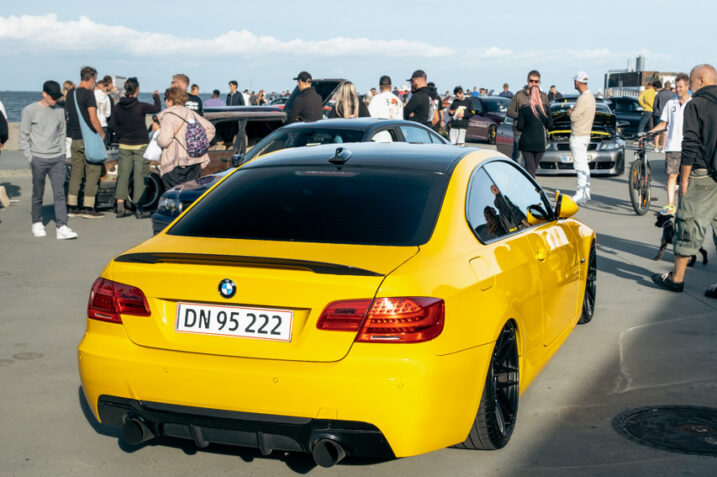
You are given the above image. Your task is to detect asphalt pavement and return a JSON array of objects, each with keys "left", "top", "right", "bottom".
[{"left": 1, "top": 144, "right": 715, "bottom": 476}]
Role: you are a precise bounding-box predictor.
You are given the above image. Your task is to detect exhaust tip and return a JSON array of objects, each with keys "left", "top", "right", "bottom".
[
  {"left": 311, "top": 438, "right": 347, "bottom": 468},
  {"left": 121, "top": 416, "right": 154, "bottom": 446}
]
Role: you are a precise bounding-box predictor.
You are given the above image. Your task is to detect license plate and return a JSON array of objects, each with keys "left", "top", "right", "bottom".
[
  {"left": 561, "top": 155, "right": 593, "bottom": 163},
  {"left": 176, "top": 302, "right": 293, "bottom": 342}
]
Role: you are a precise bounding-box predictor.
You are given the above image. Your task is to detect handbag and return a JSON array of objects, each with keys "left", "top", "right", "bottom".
[
  {"left": 143, "top": 129, "right": 162, "bottom": 161},
  {"left": 72, "top": 89, "right": 107, "bottom": 163}
]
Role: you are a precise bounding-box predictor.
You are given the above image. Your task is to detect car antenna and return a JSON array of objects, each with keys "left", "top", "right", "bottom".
[{"left": 329, "top": 147, "right": 351, "bottom": 165}]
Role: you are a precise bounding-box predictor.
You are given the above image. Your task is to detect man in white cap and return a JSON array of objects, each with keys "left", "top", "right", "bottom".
[{"left": 568, "top": 71, "right": 596, "bottom": 203}]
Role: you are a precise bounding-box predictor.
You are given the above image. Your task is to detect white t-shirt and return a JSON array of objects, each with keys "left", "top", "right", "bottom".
[
  {"left": 0, "top": 99, "right": 7, "bottom": 120},
  {"left": 242, "top": 93, "right": 250, "bottom": 105},
  {"left": 659, "top": 96, "right": 691, "bottom": 152},
  {"left": 94, "top": 89, "right": 111, "bottom": 128},
  {"left": 368, "top": 91, "right": 404, "bottom": 119}
]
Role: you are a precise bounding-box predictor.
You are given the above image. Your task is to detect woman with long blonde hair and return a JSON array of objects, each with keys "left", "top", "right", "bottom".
[{"left": 329, "top": 81, "right": 370, "bottom": 119}]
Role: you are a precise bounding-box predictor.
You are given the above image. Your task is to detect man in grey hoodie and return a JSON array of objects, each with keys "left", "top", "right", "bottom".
[{"left": 18, "top": 81, "right": 78, "bottom": 239}]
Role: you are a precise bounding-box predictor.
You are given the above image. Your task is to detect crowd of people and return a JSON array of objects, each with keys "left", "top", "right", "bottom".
[{"left": 2, "top": 62, "right": 716, "bottom": 299}]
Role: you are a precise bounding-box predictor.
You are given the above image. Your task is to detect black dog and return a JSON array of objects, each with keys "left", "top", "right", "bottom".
[{"left": 653, "top": 213, "right": 708, "bottom": 266}]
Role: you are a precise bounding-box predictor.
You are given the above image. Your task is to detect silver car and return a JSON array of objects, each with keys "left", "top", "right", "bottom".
[{"left": 496, "top": 100, "right": 626, "bottom": 176}]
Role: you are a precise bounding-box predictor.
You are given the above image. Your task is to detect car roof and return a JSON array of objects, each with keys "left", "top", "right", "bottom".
[
  {"left": 280, "top": 118, "right": 428, "bottom": 130},
  {"left": 241, "top": 142, "right": 475, "bottom": 174}
]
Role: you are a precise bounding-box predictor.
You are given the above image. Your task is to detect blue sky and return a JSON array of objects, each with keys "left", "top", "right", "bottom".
[{"left": 1, "top": 0, "right": 715, "bottom": 95}]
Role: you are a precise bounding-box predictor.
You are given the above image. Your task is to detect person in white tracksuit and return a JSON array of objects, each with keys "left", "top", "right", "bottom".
[{"left": 568, "top": 71, "right": 596, "bottom": 204}]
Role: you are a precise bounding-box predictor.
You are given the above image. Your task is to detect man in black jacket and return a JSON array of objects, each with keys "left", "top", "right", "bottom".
[
  {"left": 226, "top": 81, "right": 245, "bottom": 106},
  {"left": 404, "top": 70, "right": 432, "bottom": 127},
  {"left": 651, "top": 64, "right": 717, "bottom": 298},
  {"left": 285, "top": 71, "right": 322, "bottom": 124}
]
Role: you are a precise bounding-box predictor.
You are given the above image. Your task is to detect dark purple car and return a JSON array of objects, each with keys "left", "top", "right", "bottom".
[{"left": 465, "top": 96, "right": 510, "bottom": 144}]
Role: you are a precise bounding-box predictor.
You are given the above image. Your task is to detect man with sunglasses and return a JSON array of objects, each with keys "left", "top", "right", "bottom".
[{"left": 507, "top": 70, "right": 548, "bottom": 162}]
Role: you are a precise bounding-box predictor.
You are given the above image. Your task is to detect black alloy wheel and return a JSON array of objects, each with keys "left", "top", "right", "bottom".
[
  {"left": 578, "top": 242, "right": 597, "bottom": 324},
  {"left": 454, "top": 321, "right": 519, "bottom": 450},
  {"left": 488, "top": 125, "right": 497, "bottom": 144},
  {"left": 126, "top": 173, "right": 163, "bottom": 211}
]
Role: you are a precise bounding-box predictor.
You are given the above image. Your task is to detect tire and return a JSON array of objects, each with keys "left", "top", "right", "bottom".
[
  {"left": 454, "top": 321, "right": 519, "bottom": 450},
  {"left": 488, "top": 125, "right": 497, "bottom": 145},
  {"left": 126, "top": 172, "right": 163, "bottom": 211},
  {"left": 628, "top": 157, "right": 651, "bottom": 215},
  {"left": 578, "top": 242, "right": 597, "bottom": 325}
]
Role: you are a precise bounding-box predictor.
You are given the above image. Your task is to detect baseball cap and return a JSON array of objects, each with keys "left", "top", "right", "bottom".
[
  {"left": 293, "top": 71, "right": 312, "bottom": 82},
  {"left": 406, "top": 69, "right": 426, "bottom": 81},
  {"left": 573, "top": 71, "right": 589, "bottom": 83},
  {"left": 43, "top": 80, "right": 63, "bottom": 100},
  {"left": 379, "top": 75, "right": 392, "bottom": 86}
]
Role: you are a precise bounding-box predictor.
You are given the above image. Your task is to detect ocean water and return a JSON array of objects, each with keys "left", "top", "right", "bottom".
[{"left": 0, "top": 91, "right": 213, "bottom": 122}]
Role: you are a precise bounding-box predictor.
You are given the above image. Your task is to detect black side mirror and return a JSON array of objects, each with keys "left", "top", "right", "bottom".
[{"left": 231, "top": 154, "right": 243, "bottom": 167}]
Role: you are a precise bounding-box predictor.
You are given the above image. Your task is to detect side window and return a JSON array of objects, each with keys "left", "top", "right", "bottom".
[
  {"left": 483, "top": 161, "right": 551, "bottom": 230},
  {"left": 466, "top": 168, "right": 511, "bottom": 242},
  {"left": 400, "top": 126, "right": 432, "bottom": 144},
  {"left": 429, "top": 131, "right": 445, "bottom": 143},
  {"left": 471, "top": 98, "right": 484, "bottom": 115},
  {"left": 370, "top": 129, "right": 398, "bottom": 143}
]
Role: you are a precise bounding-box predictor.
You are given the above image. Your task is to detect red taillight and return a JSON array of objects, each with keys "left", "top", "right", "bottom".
[
  {"left": 317, "top": 299, "right": 372, "bottom": 331},
  {"left": 317, "top": 297, "right": 444, "bottom": 343},
  {"left": 87, "top": 278, "right": 151, "bottom": 323}
]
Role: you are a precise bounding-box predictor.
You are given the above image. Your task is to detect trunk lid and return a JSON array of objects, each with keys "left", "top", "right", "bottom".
[{"left": 107, "top": 235, "right": 418, "bottom": 362}]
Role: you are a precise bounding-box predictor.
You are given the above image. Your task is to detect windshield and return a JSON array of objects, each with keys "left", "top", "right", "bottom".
[
  {"left": 244, "top": 128, "right": 365, "bottom": 162},
  {"left": 168, "top": 165, "right": 448, "bottom": 246},
  {"left": 483, "top": 98, "right": 510, "bottom": 113}
]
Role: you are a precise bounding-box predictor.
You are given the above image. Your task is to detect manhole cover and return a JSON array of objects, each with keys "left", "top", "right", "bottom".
[{"left": 612, "top": 406, "right": 717, "bottom": 456}]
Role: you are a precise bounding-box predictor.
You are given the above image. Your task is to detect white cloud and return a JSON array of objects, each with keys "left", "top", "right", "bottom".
[{"left": 0, "top": 14, "right": 454, "bottom": 58}]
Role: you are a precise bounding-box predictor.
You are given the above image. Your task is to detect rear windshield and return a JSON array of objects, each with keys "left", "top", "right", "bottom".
[
  {"left": 246, "top": 128, "right": 365, "bottom": 161},
  {"left": 168, "top": 166, "right": 447, "bottom": 246}
]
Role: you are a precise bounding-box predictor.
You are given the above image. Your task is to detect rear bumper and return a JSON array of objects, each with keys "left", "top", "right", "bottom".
[
  {"left": 78, "top": 320, "right": 492, "bottom": 458},
  {"left": 98, "top": 395, "right": 394, "bottom": 459},
  {"left": 539, "top": 148, "right": 624, "bottom": 176}
]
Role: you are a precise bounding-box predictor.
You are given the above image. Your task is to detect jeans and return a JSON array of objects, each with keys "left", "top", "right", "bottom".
[
  {"left": 570, "top": 135, "right": 591, "bottom": 195},
  {"left": 637, "top": 112, "right": 653, "bottom": 134},
  {"left": 31, "top": 155, "right": 68, "bottom": 226},
  {"left": 511, "top": 132, "right": 521, "bottom": 161},
  {"left": 67, "top": 139, "right": 103, "bottom": 208},
  {"left": 115, "top": 146, "right": 149, "bottom": 204}
]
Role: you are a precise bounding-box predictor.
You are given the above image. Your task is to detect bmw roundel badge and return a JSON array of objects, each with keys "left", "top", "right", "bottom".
[{"left": 218, "top": 279, "right": 236, "bottom": 299}]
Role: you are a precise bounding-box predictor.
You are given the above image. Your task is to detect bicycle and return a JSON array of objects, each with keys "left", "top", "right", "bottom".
[{"left": 628, "top": 131, "right": 658, "bottom": 215}]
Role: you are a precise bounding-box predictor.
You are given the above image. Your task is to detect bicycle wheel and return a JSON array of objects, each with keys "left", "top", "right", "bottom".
[{"left": 628, "top": 158, "right": 651, "bottom": 215}]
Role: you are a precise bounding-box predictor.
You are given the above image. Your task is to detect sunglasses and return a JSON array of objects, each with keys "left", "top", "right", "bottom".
[{"left": 528, "top": 79, "right": 540, "bottom": 84}]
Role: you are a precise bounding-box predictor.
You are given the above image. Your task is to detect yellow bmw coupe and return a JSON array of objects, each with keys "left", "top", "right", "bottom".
[{"left": 78, "top": 142, "right": 596, "bottom": 467}]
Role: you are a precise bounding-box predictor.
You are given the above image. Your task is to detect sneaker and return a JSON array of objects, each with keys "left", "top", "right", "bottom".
[
  {"left": 135, "top": 209, "right": 152, "bottom": 219},
  {"left": 0, "top": 186, "right": 10, "bottom": 207},
  {"left": 31, "top": 222, "right": 46, "bottom": 237},
  {"left": 56, "top": 225, "right": 78, "bottom": 240},
  {"left": 67, "top": 206, "right": 83, "bottom": 217},
  {"left": 115, "top": 203, "right": 132, "bottom": 218},
  {"left": 706, "top": 283, "right": 717, "bottom": 299},
  {"left": 651, "top": 272, "right": 684, "bottom": 292},
  {"left": 81, "top": 208, "right": 104, "bottom": 219},
  {"left": 572, "top": 192, "right": 589, "bottom": 205},
  {"left": 659, "top": 204, "right": 677, "bottom": 216}
]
